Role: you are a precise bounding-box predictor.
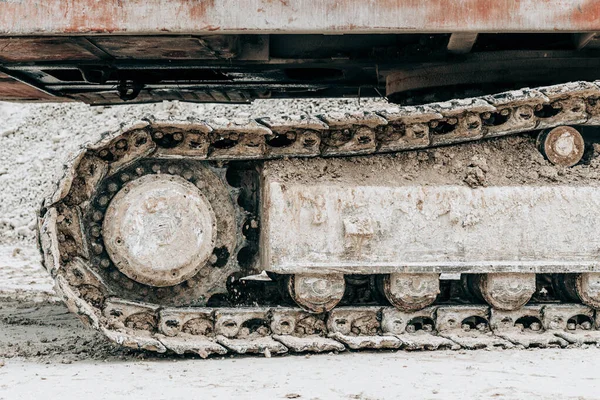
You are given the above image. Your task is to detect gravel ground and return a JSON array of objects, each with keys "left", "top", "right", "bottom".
[{"left": 2, "top": 100, "right": 600, "bottom": 400}]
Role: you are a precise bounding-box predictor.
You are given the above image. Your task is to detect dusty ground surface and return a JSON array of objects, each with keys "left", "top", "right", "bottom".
[{"left": 2, "top": 100, "right": 600, "bottom": 399}]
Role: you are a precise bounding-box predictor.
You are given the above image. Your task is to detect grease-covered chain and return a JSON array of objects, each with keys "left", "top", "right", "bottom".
[{"left": 40, "top": 81, "right": 600, "bottom": 358}]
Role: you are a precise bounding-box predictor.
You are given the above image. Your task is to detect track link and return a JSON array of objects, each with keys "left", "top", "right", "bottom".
[
  {"left": 39, "top": 80, "right": 600, "bottom": 357},
  {"left": 97, "top": 300, "right": 600, "bottom": 357}
]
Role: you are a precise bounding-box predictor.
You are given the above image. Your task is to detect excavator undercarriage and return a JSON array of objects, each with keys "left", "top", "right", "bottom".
[
  {"left": 2, "top": 0, "right": 600, "bottom": 357},
  {"left": 36, "top": 80, "right": 600, "bottom": 356}
]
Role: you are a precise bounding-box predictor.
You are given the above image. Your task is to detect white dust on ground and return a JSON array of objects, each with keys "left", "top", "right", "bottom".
[
  {"left": 2, "top": 347, "right": 600, "bottom": 400},
  {"left": 2, "top": 100, "right": 600, "bottom": 400}
]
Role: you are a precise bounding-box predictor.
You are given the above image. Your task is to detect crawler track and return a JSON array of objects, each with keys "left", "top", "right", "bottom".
[{"left": 38, "top": 80, "right": 600, "bottom": 357}]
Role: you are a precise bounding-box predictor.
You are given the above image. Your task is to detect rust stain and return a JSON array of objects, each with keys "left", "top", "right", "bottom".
[
  {"left": 418, "top": 0, "right": 524, "bottom": 28},
  {"left": 263, "top": 0, "right": 290, "bottom": 5},
  {"left": 63, "top": 0, "right": 121, "bottom": 33},
  {"left": 0, "top": 0, "right": 599, "bottom": 35},
  {"left": 188, "top": 0, "right": 216, "bottom": 21},
  {"left": 0, "top": 38, "right": 99, "bottom": 62},
  {"left": 0, "top": 75, "right": 67, "bottom": 101},
  {"left": 327, "top": 0, "right": 594, "bottom": 31},
  {"left": 571, "top": 0, "right": 600, "bottom": 25}
]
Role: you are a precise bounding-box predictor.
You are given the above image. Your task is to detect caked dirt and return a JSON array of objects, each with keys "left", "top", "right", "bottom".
[
  {"left": 0, "top": 245, "right": 134, "bottom": 363},
  {"left": 265, "top": 134, "right": 600, "bottom": 188}
]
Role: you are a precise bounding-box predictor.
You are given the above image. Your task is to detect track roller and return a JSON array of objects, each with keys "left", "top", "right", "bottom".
[
  {"left": 551, "top": 273, "right": 600, "bottom": 309},
  {"left": 467, "top": 273, "right": 536, "bottom": 311},
  {"left": 286, "top": 274, "right": 345, "bottom": 313},
  {"left": 378, "top": 273, "right": 440, "bottom": 312},
  {"left": 575, "top": 273, "right": 600, "bottom": 309},
  {"left": 536, "top": 126, "right": 585, "bottom": 167},
  {"left": 551, "top": 274, "right": 580, "bottom": 302}
]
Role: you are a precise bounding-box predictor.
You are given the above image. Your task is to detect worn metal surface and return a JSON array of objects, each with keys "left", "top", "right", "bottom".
[
  {"left": 386, "top": 53, "right": 600, "bottom": 105},
  {"left": 35, "top": 79, "right": 600, "bottom": 356},
  {"left": 75, "top": 151, "right": 243, "bottom": 307},
  {"left": 490, "top": 306, "right": 569, "bottom": 348},
  {"left": 473, "top": 273, "right": 536, "bottom": 311},
  {"left": 381, "top": 273, "right": 440, "bottom": 312},
  {"left": 70, "top": 301, "right": 600, "bottom": 356},
  {"left": 447, "top": 33, "right": 478, "bottom": 54},
  {"left": 576, "top": 273, "right": 600, "bottom": 309},
  {"left": 103, "top": 174, "right": 217, "bottom": 287},
  {"left": 287, "top": 274, "right": 346, "bottom": 313},
  {"left": 1, "top": 0, "right": 600, "bottom": 34},
  {"left": 262, "top": 181, "right": 600, "bottom": 274},
  {"left": 537, "top": 126, "right": 586, "bottom": 167},
  {"left": 0, "top": 72, "right": 70, "bottom": 102},
  {"left": 88, "top": 36, "right": 238, "bottom": 60},
  {"left": 436, "top": 306, "right": 515, "bottom": 349},
  {"left": 0, "top": 37, "right": 100, "bottom": 62}
]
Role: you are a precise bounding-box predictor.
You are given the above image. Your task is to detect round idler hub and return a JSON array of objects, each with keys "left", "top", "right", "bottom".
[
  {"left": 537, "top": 126, "right": 584, "bottom": 167},
  {"left": 381, "top": 273, "right": 440, "bottom": 312},
  {"left": 287, "top": 274, "right": 345, "bottom": 313},
  {"left": 103, "top": 174, "right": 216, "bottom": 287},
  {"left": 576, "top": 273, "right": 600, "bottom": 309},
  {"left": 474, "top": 273, "right": 536, "bottom": 311}
]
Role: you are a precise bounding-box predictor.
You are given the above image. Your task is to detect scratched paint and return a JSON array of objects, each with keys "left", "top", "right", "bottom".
[{"left": 0, "top": 0, "right": 599, "bottom": 35}]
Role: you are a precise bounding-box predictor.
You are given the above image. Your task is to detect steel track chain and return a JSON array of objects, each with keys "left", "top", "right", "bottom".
[
  {"left": 98, "top": 299, "right": 600, "bottom": 357},
  {"left": 146, "top": 80, "right": 600, "bottom": 161},
  {"left": 39, "top": 80, "right": 600, "bottom": 357}
]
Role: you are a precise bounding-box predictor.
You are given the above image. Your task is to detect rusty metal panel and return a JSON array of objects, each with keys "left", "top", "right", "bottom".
[
  {"left": 0, "top": 38, "right": 100, "bottom": 62},
  {"left": 0, "top": 0, "right": 599, "bottom": 35},
  {"left": 261, "top": 171, "right": 600, "bottom": 274},
  {"left": 89, "top": 36, "right": 237, "bottom": 59},
  {"left": 0, "top": 72, "right": 69, "bottom": 101}
]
